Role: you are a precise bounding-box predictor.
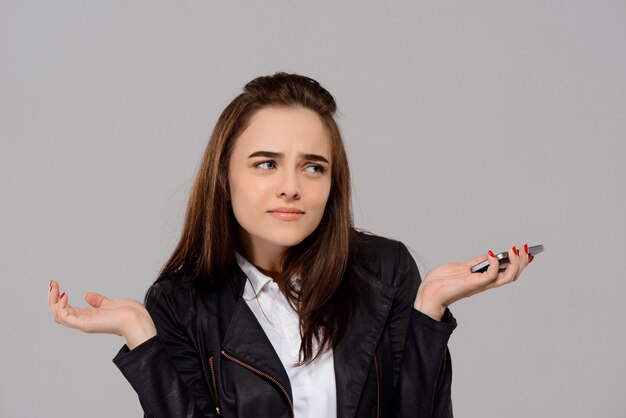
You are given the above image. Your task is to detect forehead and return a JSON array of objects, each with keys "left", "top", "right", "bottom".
[{"left": 233, "top": 107, "right": 331, "bottom": 156}]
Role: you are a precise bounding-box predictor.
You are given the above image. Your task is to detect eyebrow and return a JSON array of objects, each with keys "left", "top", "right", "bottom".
[{"left": 247, "top": 151, "right": 330, "bottom": 164}]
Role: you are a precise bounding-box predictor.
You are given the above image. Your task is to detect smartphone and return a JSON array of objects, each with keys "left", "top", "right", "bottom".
[{"left": 470, "top": 244, "right": 544, "bottom": 273}]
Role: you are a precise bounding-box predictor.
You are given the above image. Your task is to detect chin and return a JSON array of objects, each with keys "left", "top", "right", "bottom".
[
  {"left": 269, "top": 236, "right": 308, "bottom": 248},
  {"left": 266, "top": 230, "right": 315, "bottom": 248}
]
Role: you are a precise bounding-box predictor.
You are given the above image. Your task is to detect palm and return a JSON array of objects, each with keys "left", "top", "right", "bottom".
[
  {"left": 60, "top": 296, "right": 146, "bottom": 335},
  {"left": 48, "top": 280, "right": 155, "bottom": 348},
  {"left": 416, "top": 247, "right": 531, "bottom": 319},
  {"left": 425, "top": 260, "right": 494, "bottom": 304}
]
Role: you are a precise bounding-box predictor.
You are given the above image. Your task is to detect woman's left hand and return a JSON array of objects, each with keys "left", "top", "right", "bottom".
[{"left": 414, "top": 244, "right": 533, "bottom": 321}]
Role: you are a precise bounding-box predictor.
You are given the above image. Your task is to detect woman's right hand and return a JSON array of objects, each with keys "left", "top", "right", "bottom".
[{"left": 47, "top": 280, "right": 157, "bottom": 350}]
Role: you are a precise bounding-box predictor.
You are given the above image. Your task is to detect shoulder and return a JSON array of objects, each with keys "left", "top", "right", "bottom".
[
  {"left": 144, "top": 273, "right": 199, "bottom": 325},
  {"left": 352, "top": 229, "right": 405, "bottom": 255},
  {"left": 144, "top": 265, "right": 243, "bottom": 326},
  {"left": 350, "top": 229, "right": 419, "bottom": 287},
  {"left": 148, "top": 272, "right": 196, "bottom": 299}
]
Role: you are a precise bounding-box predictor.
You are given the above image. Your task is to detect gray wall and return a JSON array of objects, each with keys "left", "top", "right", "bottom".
[{"left": 1, "top": 1, "right": 625, "bottom": 417}]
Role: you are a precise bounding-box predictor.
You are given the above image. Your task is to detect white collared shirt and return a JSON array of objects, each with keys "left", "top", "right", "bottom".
[{"left": 235, "top": 252, "right": 337, "bottom": 418}]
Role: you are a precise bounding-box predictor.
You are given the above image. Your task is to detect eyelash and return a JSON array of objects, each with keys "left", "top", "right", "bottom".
[
  {"left": 255, "top": 161, "right": 277, "bottom": 170},
  {"left": 304, "top": 164, "right": 326, "bottom": 174},
  {"left": 254, "top": 160, "right": 326, "bottom": 174}
]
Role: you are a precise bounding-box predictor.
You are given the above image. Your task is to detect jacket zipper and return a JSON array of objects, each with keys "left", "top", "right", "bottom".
[
  {"left": 221, "top": 349, "right": 295, "bottom": 418},
  {"left": 372, "top": 354, "right": 381, "bottom": 418},
  {"left": 208, "top": 355, "right": 222, "bottom": 416}
]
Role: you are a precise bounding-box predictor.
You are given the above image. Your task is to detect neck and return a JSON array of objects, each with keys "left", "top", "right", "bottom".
[{"left": 237, "top": 233, "right": 286, "bottom": 282}]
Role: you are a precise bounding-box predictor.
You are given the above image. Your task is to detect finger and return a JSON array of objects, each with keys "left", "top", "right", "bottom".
[
  {"left": 59, "top": 291, "right": 68, "bottom": 309},
  {"left": 520, "top": 243, "right": 530, "bottom": 268},
  {"left": 55, "top": 293, "right": 81, "bottom": 327},
  {"left": 48, "top": 280, "right": 59, "bottom": 302},
  {"left": 460, "top": 251, "right": 502, "bottom": 297},
  {"left": 48, "top": 280, "right": 57, "bottom": 309},
  {"left": 492, "top": 246, "right": 521, "bottom": 286},
  {"left": 472, "top": 250, "right": 500, "bottom": 290},
  {"left": 83, "top": 292, "right": 109, "bottom": 308},
  {"left": 514, "top": 243, "right": 531, "bottom": 276},
  {"left": 53, "top": 291, "right": 70, "bottom": 324},
  {"left": 484, "top": 250, "right": 500, "bottom": 279},
  {"left": 56, "top": 303, "right": 84, "bottom": 329},
  {"left": 48, "top": 280, "right": 62, "bottom": 322},
  {"left": 508, "top": 246, "right": 522, "bottom": 280},
  {"left": 511, "top": 243, "right": 530, "bottom": 281}
]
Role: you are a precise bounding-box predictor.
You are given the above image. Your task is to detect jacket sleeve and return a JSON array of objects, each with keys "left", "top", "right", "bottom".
[
  {"left": 392, "top": 242, "right": 457, "bottom": 418},
  {"left": 112, "top": 284, "right": 219, "bottom": 418}
]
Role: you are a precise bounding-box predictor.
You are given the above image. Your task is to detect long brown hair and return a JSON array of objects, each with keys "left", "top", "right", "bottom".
[{"left": 160, "top": 72, "right": 355, "bottom": 363}]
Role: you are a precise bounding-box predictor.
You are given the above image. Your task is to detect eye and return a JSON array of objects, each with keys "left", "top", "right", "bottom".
[
  {"left": 254, "top": 160, "right": 277, "bottom": 170},
  {"left": 303, "top": 164, "right": 326, "bottom": 174}
]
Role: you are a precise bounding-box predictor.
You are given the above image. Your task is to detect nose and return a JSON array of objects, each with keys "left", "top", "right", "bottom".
[{"left": 276, "top": 170, "right": 301, "bottom": 200}]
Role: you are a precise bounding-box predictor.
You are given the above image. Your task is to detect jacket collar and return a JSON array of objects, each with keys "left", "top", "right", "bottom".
[
  {"left": 218, "top": 258, "right": 397, "bottom": 418},
  {"left": 220, "top": 264, "right": 294, "bottom": 397},
  {"left": 333, "top": 264, "right": 396, "bottom": 418}
]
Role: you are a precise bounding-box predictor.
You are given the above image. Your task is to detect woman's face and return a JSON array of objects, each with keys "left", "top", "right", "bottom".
[{"left": 228, "top": 106, "right": 332, "bottom": 262}]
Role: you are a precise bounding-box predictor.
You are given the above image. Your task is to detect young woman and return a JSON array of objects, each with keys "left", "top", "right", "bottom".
[{"left": 48, "top": 73, "right": 532, "bottom": 418}]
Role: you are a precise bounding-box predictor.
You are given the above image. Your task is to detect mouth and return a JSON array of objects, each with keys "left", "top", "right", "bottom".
[
  {"left": 267, "top": 207, "right": 305, "bottom": 221},
  {"left": 268, "top": 207, "right": 305, "bottom": 214}
]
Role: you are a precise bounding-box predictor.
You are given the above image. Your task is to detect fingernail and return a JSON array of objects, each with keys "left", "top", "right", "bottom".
[
  {"left": 529, "top": 255, "right": 534, "bottom": 263},
  {"left": 59, "top": 292, "right": 66, "bottom": 300},
  {"left": 524, "top": 244, "right": 529, "bottom": 254},
  {"left": 512, "top": 246, "right": 517, "bottom": 255},
  {"left": 488, "top": 250, "right": 495, "bottom": 257},
  {"left": 49, "top": 280, "right": 52, "bottom": 293}
]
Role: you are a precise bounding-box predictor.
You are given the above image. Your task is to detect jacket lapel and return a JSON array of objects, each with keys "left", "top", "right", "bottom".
[
  {"left": 334, "top": 266, "right": 397, "bottom": 418},
  {"left": 219, "top": 259, "right": 396, "bottom": 417},
  {"left": 220, "top": 266, "right": 293, "bottom": 399}
]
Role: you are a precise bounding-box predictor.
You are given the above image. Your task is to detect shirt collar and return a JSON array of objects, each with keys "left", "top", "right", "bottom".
[{"left": 235, "top": 251, "right": 276, "bottom": 300}]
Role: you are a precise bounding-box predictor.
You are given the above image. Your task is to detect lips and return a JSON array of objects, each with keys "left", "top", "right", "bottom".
[
  {"left": 268, "top": 207, "right": 305, "bottom": 214},
  {"left": 268, "top": 207, "right": 305, "bottom": 221}
]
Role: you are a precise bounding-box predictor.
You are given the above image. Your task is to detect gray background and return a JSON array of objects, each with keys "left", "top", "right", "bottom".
[{"left": 1, "top": 1, "right": 625, "bottom": 417}]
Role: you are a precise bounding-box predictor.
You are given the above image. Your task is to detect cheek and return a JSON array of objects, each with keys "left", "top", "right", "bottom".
[
  {"left": 230, "top": 170, "right": 254, "bottom": 204},
  {"left": 309, "top": 181, "right": 332, "bottom": 214},
  {"left": 229, "top": 178, "right": 253, "bottom": 223},
  {"left": 231, "top": 188, "right": 256, "bottom": 219},
  {"left": 229, "top": 178, "right": 273, "bottom": 227},
  {"left": 232, "top": 179, "right": 273, "bottom": 206}
]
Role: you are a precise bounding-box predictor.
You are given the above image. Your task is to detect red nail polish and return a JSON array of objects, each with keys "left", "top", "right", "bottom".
[
  {"left": 524, "top": 244, "right": 529, "bottom": 254},
  {"left": 512, "top": 246, "right": 517, "bottom": 255},
  {"left": 59, "top": 292, "right": 66, "bottom": 300},
  {"left": 49, "top": 280, "right": 53, "bottom": 291},
  {"left": 488, "top": 250, "right": 495, "bottom": 257},
  {"left": 529, "top": 255, "right": 534, "bottom": 263}
]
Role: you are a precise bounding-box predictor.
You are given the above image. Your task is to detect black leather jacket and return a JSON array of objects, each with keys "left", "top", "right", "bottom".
[{"left": 113, "top": 233, "right": 456, "bottom": 417}]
